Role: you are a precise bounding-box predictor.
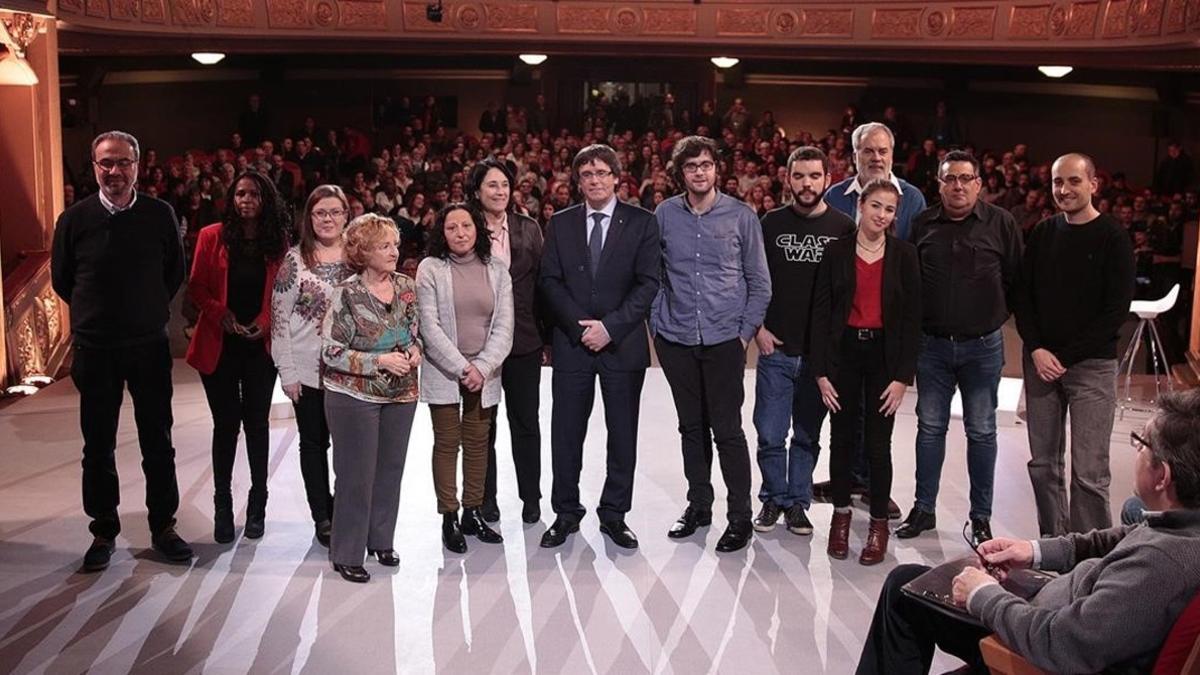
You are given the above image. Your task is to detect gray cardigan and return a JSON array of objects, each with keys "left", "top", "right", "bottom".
[{"left": 415, "top": 255, "right": 514, "bottom": 407}]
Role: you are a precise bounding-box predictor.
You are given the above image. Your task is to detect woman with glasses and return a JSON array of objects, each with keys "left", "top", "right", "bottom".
[
  {"left": 270, "top": 185, "right": 354, "bottom": 546},
  {"left": 187, "top": 171, "right": 289, "bottom": 543},
  {"left": 811, "top": 179, "right": 921, "bottom": 566},
  {"left": 322, "top": 214, "right": 422, "bottom": 582},
  {"left": 416, "top": 204, "right": 513, "bottom": 553}
]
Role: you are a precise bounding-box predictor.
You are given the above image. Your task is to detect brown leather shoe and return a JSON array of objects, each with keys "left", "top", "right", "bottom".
[
  {"left": 859, "top": 517, "right": 890, "bottom": 566},
  {"left": 827, "top": 510, "right": 851, "bottom": 559}
]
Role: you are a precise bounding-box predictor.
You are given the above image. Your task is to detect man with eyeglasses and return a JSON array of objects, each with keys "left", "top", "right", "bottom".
[
  {"left": 857, "top": 389, "right": 1200, "bottom": 674},
  {"left": 814, "top": 122, "right": 928, "bottom": 519},
  {"left": 1016, "top": 153, "right": 1135, "bottom": 537},
  {"left": 895, "top": 150, "right": 1023, "bottom": 547},
  {"left": 51, "top": 130, "right": 193, "bottom": 572},
  {"left": 539, "top": 144, "right": 661, "bottom": 549},
  {"left": 652, "top": 135, "right": 771, "bottom": 553}
]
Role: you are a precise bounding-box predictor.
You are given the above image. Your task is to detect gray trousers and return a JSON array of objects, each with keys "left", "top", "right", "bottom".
[
  {"left": 1022, "top": 354, "right": 1117, "bottom": 537},
  {"left": 326, "top": 391, "right": 417, "bottom": 566}
]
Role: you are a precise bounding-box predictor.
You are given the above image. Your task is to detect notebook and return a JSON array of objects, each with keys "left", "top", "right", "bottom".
[{"left": 900, "top": 555, "right": 1056, "bottom": 628}]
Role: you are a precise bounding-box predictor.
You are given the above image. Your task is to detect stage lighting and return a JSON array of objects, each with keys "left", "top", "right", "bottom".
[
  {"left": 519, "top": 54, "right": 547, "bottom": 66},
  {"left": 191, "top": 52, "right": 225, "bottom": 65},
  {"left": 710, "top": 56, "right": 739, "bottom": 69},
  {"left": 1037, "top": 65, "right": 1073, "bottom": 78}
]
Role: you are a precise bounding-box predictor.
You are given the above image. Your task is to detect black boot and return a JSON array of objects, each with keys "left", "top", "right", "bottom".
[
  {"left": 442, "top": 512, "right": 467, "bottom": 553},
  {"left": 245, "top": 488, "right": 267, "bottom": 539},
  {"left": 461, "top": 506, "right": 503, "bottom": 544},
  {"left": 214, "top": 492, "right": 234, "bottom": 544}
]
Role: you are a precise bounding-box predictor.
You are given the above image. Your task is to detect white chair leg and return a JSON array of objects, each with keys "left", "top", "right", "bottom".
[
  {"left": 1121, "top": 319, "right": 1147, "bottom": 408},
  {"left": 1147, "top": 318, "right": 1174, "bottom": 397}
]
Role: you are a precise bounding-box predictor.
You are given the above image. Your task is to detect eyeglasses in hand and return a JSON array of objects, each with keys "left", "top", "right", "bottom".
[{"left": 963, "top": 521, "right": 1001, "bottom": 577}]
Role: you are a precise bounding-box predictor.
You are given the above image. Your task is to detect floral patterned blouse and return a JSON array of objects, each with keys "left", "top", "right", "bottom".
[
  {"left": 271, "top": 247, "right": 354, "bottom": 389},
  {"left": 321, "top": 272, "right": 420, "bottom": 403}
]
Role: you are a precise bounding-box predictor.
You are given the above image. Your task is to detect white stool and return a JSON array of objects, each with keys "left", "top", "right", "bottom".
[{"left": 1118, "top": 283, "right": 1180, "bottom": 413}]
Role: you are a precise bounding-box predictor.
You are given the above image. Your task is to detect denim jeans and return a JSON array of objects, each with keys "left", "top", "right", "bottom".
[
  {"left": 752, "top": 350, "right": 827, "bottom": 510},
  {"left": 913, "top": 330, "right": 1005, "bottom": 520}
]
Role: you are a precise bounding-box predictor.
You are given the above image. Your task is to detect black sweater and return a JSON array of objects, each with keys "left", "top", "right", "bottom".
[
  {"left": 51, "top": 193, "right": 185, "bottom": 348},
  {"left": 1015, "top": 213, "right": 1135, "bottom": 366}
]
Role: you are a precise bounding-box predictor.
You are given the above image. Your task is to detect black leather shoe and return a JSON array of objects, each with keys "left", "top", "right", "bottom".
[
  {"left": 521, "top": 501, "right": 541, "bottom": 524},
  {"left": 753, "top": 502, "right": 783, "bottom": 532},
  {"left": 480, "top": 501, "right": 501, "bottom": 523},
  {"left": 784, "top": 505, "right": 814, "bottom": 535},
  {"left": 539, "top": 517, "right": 579, "bottom": 548},
  {"left": 970, "top": 518, "right": 993, "bottom": 547},
  {"left": 368, "top": 549, "right": 400, "bottom": 566},
  {"left": 894, "top": 507, "right": 937, "bottom": 539},
  {"left": 332, "top": 563, "right": 370, "bottom": 583},
  {"left": 214, "top": 506, "right": 234, "bottom": 544},
  {"left": 151, "top": 527, "right": 194, "bottom": 563},
  {"left": 600, "top": 520, "right": 639, "bottom": 549},
  {"left": 442, "top": 512, "right": 467, "bottom": 554},
  {"left": 667, "top": 506, "right": 712, "bottom": 539},
  {"left": 715, "top": 521, "right": 753, "bottom": 553},
  {"left": 461, "top": 507, "right": 503, "bottom": 544},
  {"left": 83, "top": 537, "right": 115, "bottom": 572},
  {"left": 315, "top": 519, "right": 332, "bottom": 548}
]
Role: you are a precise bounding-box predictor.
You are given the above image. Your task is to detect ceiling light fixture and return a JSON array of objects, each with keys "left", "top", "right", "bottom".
[
  {"left": 710, "top": 56, "right": 739, "bottom": 69},
  {"left": 191, "top": 52, "right": 225, "bottom": 65},
  {"left": 518, "top": 54, "right": 547, "bottom": 66},
  {"left": 1037, "top": 65, "right": 1073, "bottom": 78},
  {"left": 0, "top": 50, "right": 37, "bottom": 85}
]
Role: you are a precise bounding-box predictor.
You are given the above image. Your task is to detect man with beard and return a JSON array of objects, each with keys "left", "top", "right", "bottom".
[
  {"left": 51, "top": 131, "right": 193, "bottom": 571},
  {"left": 653, "top": 135, "right": 771, "bottom": 552},
  {"left": 539, "top": 144, "right": 661, "bottom": 549},
  {"left": 815, "top": 122, "right": 927, "bottom": 518},
  {"left": 895, "top": 150, "right": 1023, "bottom": 546},
  {"left": 1016, "top": 153, "right": 1134, "bottom": 536},
  {"left": 752, "top": 146, "right": 855, "bottom": 536}
]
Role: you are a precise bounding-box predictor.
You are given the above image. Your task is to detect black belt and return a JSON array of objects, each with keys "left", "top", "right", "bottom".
[
  {"left": 927, "top": 330, "right": 993, "bottom": 342},
  {"left": 850, "top": 328, "right": 882, "bottom": 340}
]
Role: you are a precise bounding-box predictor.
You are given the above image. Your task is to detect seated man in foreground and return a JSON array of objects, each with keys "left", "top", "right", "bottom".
[{"left": 857, "top": 389, "right": 1200, "bottom": 674}]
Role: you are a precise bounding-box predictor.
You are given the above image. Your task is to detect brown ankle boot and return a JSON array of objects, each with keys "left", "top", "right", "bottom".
[
  {"left": 828, "top": 510, "right": 851, "bottom": 559},
  {"left": 859, "top": 517, "right": 890, "bottom": 566}
]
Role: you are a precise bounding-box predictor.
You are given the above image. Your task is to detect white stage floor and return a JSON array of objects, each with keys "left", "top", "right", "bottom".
[{"left": 0, "top": 363, "right": 1147, "bottom": 674}]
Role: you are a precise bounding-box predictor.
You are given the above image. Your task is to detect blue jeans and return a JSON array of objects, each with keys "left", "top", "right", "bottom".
[
  {"left": 913, "top": 330, "right": 1004, "bottom": 520},
  {"left": 753, "top": 350, "right": 827, "bottom": 509}
]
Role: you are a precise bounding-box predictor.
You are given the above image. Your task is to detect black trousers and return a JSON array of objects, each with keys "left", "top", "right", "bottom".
[
  {"left": 830, "top": 333, "right": 895, "bottom": 519},
  {"left": 550, "top": 365, "right": 645, "bottom": 523},
  {"left": 655, "top": 336, "right": 753, "bottom": 523},
  {"left": 857, "top": 564, "right": 989, "bottom": 675},
  {"left": 484, "top": 349, "right": 543, "bottom": 508},
  {"left": 293, "top": 385, "right": 333, "bottom": 523},
  {"left": 199, "top": 337, "right": 277, "bottom": 505},
  {"left": 71, "top": 338, "right": 179, "bottom": 539}
]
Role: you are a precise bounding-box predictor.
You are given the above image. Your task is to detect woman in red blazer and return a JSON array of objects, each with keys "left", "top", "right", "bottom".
[{"left": 187, "top": 171, "right": 288, "bottom": 544}]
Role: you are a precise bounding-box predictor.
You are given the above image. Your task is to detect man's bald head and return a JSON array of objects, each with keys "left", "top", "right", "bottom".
[{"left": 1053, "top": 153, "right": 1096, "bottom": 180}]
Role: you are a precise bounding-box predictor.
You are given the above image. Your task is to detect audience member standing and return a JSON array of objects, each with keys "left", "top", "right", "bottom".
[{"left": 1016, "top": 153, "right": 1135, "bottom": 536}]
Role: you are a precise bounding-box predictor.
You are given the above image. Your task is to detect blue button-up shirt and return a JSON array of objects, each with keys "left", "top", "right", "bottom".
[{"left": 652, "top": 192, "right": 771, "bottom": 346}]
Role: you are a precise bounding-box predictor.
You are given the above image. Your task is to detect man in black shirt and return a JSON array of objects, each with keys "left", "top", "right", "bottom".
[
  {"left": 1016, "top": 153, "right": 1135, "bottom": 536},
  {"left": 753, "top": 147, "right": 856, "bottom": 535},
  {"left": 895, "top": 150, "right": 1023, "bottom": 545},
  {"left": 51, "top": 131, "right": 193, "bottom": 572}
]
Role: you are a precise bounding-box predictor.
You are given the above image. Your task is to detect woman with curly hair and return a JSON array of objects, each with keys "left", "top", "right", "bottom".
[
  {"left": 187, "top": 171, "right": 290, "bottom": 543},
  {"left": 270, "top": 185, "right": 354, "bottom": 547},
  {"left": 416, "top": 203, "right": 513, "bottom": 553},
  {"left": 322, "top": 214, "right": 422, "bottom": 582}
]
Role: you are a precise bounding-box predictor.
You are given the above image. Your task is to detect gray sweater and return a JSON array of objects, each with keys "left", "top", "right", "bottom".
[{"left": 969, "top": 517, "right": 1200, "bottom": 673}]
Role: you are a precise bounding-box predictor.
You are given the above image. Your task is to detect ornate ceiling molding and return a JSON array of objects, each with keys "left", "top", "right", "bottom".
[{"left": 51, "top": 0, "right": 1200, "bottom": 63}]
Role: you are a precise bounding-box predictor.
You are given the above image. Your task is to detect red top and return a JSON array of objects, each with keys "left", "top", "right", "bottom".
[
  {"left": 185, "top": 223, "right": 281, "bottom": 375},
  {"left": 848, "top": 256, "right": 884, "bottom": 329}
]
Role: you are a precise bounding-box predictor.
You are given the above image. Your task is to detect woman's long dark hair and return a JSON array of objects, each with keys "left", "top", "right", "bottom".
[
  {"left": 467, "top": 157, "right": 516, "bottom": 216},
  {"left": 221, "top": 170, "right": 290, "bottom": 261},
  {"left": 427, "top": 202, "right": 491, "bottom": 262}
]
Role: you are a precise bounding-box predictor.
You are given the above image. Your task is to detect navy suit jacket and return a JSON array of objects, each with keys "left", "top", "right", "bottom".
[{"left": 539, "top": 201, "right": 661, "bottom": 372}]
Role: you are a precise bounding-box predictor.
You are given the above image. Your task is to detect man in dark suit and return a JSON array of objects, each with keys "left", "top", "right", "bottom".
[{"left": 538, "top": 144, "right": 661, "bottom": 549}]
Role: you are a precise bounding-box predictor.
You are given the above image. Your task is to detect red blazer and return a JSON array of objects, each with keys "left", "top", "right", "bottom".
[{"left": 185, "top": 223, "right": 281, "bottom": 375}]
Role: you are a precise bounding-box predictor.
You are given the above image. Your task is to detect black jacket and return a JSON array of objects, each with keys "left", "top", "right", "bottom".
[
  {"left": 810, "top": 235, "right": 921, "bottom": 384},
  {"left": 539, "top": 202, "right": 660, "bottom": 372},
  {"left": 507, "top": 212, "right": 547, "bottom": 355}
]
